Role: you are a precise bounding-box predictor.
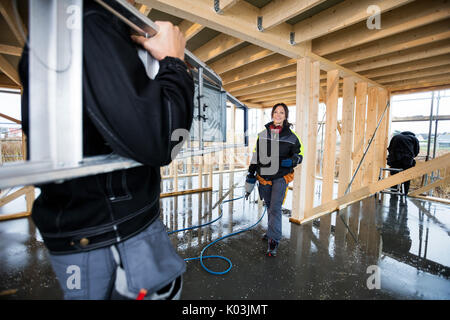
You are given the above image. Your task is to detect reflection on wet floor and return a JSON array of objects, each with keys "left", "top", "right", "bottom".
[{"left": 0, "top": 170, "right": 449, "bottom": 299}]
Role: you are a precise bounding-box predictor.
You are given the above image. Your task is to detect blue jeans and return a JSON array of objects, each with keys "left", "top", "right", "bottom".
[
  {"left": 48, "top": 219, "right": 185, "bottom": 300},
  {"left": 258, "top": 177, "right": 288, "bottom": 242}
]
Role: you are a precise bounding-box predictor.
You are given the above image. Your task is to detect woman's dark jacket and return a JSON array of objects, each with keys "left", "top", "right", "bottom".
[
  {"left": 18, "top": 2, "right": 194, "bottom": 254},
  {"left": 248, "top": 121, "right": 303, "bottom": 181}
]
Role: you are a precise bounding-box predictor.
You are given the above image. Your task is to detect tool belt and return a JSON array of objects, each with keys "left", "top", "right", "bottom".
[{"left": 256, "top": 172, "right": 294, "bottom": 185}]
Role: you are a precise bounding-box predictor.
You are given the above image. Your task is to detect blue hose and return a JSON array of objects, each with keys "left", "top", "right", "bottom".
[{"left": 168, "top": 194, "right": 267, "bottom": 275}]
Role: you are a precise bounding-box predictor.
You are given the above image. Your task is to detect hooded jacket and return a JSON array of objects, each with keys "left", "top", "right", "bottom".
[
  {"left": 248, "top": 121, "right": 303, "bottom": 181},
  {"left": 387, "top": 131, "right": 420, "bottom": 168},
  {"left": 19, "top": 1, "right": 195, "bottom": 254}
]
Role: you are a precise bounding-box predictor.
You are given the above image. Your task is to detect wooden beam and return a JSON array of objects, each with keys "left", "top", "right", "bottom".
[
  {"left": 224, "top": 64, "right": 296, "bottom": 92},
  {"left": 385, "top": 73, "right": 450, "bottom": 89},
  {"left": 222, "top": 54, "right": 296, "bottom": 85},
  {"left": 239, "top": 85, "right": 297, "bottom": 101},
  {"left": 260, "top": 0, "right": 326, "bottom": 30},
  {"left": 0, "top": 74, "right": 19, "bottom": 89},
  {"left": 209, "top": 45, "right": 274, "bottom": 75},
  {"left": 232, "top": 77, "right": 296, "bottom": 98},
  {"left": 0, "top": 112, "right": 21, "bottom": 124},
  {"left": 409, "top": 194, "right": 450, "bottom": 205},
  {"left": 291, "top": 152, "right": 450, "bottom": 224},
  {"left": 380, "top": 89, "right": 390, "bottom": 172},
  {"left": 321, "top": 69, "right": 339, "bottom": 205},
  {"left": 0, "top": 186, "right": 33, "bottom": 207},
  {"left": 409, "top": 175, "right": 450, "bottom": 197},
  {"left": 193, "top": 33, "right": 243, "bottom": 63},
  {"left": 325, "top": 20, "right": 450, "bottom": 65},
  {"left": 376, "top": 65, "right": 450, "bottom": 84},
  {"left": 348, "top": 40, "right": 450, "bottom": 73},
  {"left": 312, "top": 0, "right": 450, "bottom": 56},
  {"left": 389, "top": 80, "right": 450, "bottom": 92},
  {"left": 177, "top": 20, "right": 204, "bottom": 41},
  {"left": 390, "top": 83, "right": 450, "bottom": 95},
  {"left": 246, "top": 90, "right": 297, "bottom": 103},
  {"left": 142, "top": 0, "right": 384, "bottom": 87},
  {"left": 134, "top": 3, "right": 152, "bottom": 15},
  {"left": 0, "top": 44, "right": 22, "bottom": 56},
  {"left": 352, "top": 82, "right": 368, "bottom": 190},
  {"left": 0, "top": 211, "right": 31, "bottom": 222},
  {"left": 0, "top": 0, "right": 27, "bottom": 46},
  {"left": 249, "top": 92, "right": 297, "bottom": 105},
  {"left": 362, "top": 87, "right": 378, "bottom": 185},
  {"left": 337, "top": 77, "right": 355, "bottom": 197},
  {"left": 376, "top": 88, "right": 389, "bottom": 179},
  {"left": 361, "top": 55, "right": 450, "bottom": 79},
  {"left": 0, "top": 54, "right": 21, "bottom": 86},
  {"left": 262, "top": 100, "right": 296, "bottom": 108},
  {"left": 215, "top": 0, "right": 240, "bottom": 13},
  {"left": 293, "top": 0, "right": 413, "bottom": 44},
  {"left": 305, "top": 61, "right": 321, "bottom": 212},
  {"left": 143, "top": 0, "right": 305, "bottom": 59},
  {"left": 292, "top": 57, "right": 312, "bottom": 222},
  {"left": 160, "top": 187, "right": 212, "bottom": 198}
]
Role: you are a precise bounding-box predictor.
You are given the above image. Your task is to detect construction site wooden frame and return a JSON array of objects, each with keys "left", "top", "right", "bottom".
[{"left": 1, "top": 0, "right": 449, "bottom": 223}]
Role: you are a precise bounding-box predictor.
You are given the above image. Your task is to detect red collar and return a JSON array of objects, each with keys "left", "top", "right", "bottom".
[{"left": 269, "top": 124, "right": 283, "bottom": 133}]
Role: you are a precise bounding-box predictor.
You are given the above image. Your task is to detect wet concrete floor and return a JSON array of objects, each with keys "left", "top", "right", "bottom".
[{"left": 1, "top": 171, "right": 449, "bottom": 299}]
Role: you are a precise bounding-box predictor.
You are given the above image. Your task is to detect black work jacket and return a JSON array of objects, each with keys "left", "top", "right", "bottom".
[
  {"left": 19, "top": 1, "right": 194, "bottom": 254},
  {"left": 387, "top": 131, "right": 420, "bottom": 168},
  {"left": 248, "top": 122, "right": 303, "bottom": 181}
]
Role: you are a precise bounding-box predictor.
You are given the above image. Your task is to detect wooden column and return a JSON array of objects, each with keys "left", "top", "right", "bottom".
[
  {"left": 304, "top": 61, "right": 320, "bottom": 212},
  {"left": 208, "top": 150, "right": 213, "bottom": 188},
  {"left": 337, "top": 77, "right": 356, "bottom": 197},
  {"left": 230, "top": 104, "right": 236, "bottom": 171},
  {"left": 321, "top": 69, "right": 339, "bottom": 203},
  {"left": 377, "top": 88, "right": 389, "bottom": 179},
  {"left": 259, "top": 108, "right": 265, "bottom": 131},
  {"left": 291, "top": 57, "right": 311, "bottom": 221},
  {"left": 352, "top": 82, "right": 368, "bottom": 190},
  {"left": 172, "top": 160, "right": 178, "bottom": 192},
  {"left": 363, "top": 86, "right": 378, "bottom": 186}
]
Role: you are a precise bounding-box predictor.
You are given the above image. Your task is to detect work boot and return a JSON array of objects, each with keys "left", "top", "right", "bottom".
[{"left": 265, "top": 238, "right": 279, "bottom": 257}]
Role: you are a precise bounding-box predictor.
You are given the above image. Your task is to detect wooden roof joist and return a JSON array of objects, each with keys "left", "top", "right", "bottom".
[
  {"left": 324, "top": 19, "right": 450, "bottom": 65},
  {"left": 259, "top": 0, "right": 328, "bottom": 30},
  {"left": 231, "top": 78, "right": 296, "bottom": 98},
  {"left": 0, "top": 44, "right": 22, "bottom": 56},
  {"left": 312, "top": 0, "right": 450, "bottom": 56},
  {"left": 390, "top": 84, "right": 450, "bottom": 96},
  {"left": 238, "top": 85, "right": 297, "bottom": 101},
  {"left": 376, "top": 65, "right": 450, "bottom": 84},
  {"left": 0, "top": 54, "right": 20, "bottom": 86},
  {"left": 193, "top": 33, "right": 243, "bottom": 62},
  {"left": 360, "top": 54, "right": 450, "bottom": 79},
  {"left": 224, "top": 64, "right": 296, "bottom": 92},
  {"left": 386, "top": 73, "right": 450, "bottom": 91},
  {"left": 177, "top": 20, "right": 205, "bottom": 41},
  {"left": 142, "top": 0, "right": 384, "bottom": 88},
  {"left": 348, "top": 39, "right": 450, "bottom": 73},
  {"left": 214, "top": 0, "right": 241, "bottom": 14},
  {"left": 0, "top": 0, "right": 27, "bottom": 46},
  {"left": 292, "top": 0, "right": 413, "bottom": 44},
  {"left": 209, "top": 44, "right": 274, "bottom": 75},
  {"left": 248, "top": 91, "right": 297, "bottom": 105},
  {"left": 222, "top": 54, "right": 296, "bottom": 85}
]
